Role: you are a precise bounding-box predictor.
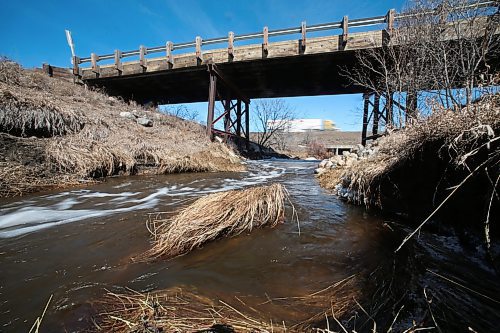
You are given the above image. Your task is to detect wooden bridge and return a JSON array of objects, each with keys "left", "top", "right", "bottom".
[{"left": 56, "top": 0, "right": 497, "bottom": 146}]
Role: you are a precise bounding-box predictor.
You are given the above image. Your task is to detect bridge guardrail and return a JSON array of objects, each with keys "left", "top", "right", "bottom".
[{"left": 73, "top": 0, "right": 497, "bottom": 74}]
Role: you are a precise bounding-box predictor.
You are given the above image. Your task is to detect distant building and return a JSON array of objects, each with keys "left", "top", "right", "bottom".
[{"left": 267, "top": 119, "right": 338, "bottom": 132}]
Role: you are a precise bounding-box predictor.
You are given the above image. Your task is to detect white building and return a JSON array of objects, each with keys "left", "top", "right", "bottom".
[{"left": 267, "top": 119, "right": 338, "bottom": 132}]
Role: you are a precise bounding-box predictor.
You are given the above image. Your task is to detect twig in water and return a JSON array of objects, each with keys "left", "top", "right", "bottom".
[
  {"left": 423, "top": 288, "right": 442, "bottom": 333},
  {"left": 426, "top": 269, "right": 500, "bottom": 304},
  {"left": 28, "top": 294, "right": 53, "bottom": 333},
  {"left": 395, "top": 158, "right": 490, "bottom": 253}
]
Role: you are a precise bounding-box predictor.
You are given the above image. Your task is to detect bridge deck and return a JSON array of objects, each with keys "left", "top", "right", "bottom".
[{"left": 81, "top": 30, "right": 384, "bottom": 104}]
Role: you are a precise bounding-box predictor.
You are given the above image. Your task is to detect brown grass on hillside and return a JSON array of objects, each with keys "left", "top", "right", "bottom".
[
  {"left": 138, "top": 184, "right": 292, "bottom": 261},
  {"left": 0, "top": 59, "right": 242, "bottom": 196}
]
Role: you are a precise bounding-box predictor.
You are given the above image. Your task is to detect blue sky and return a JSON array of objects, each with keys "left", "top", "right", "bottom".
[{"left": 0, "top": 0, "right": 406, "bottom": 131}]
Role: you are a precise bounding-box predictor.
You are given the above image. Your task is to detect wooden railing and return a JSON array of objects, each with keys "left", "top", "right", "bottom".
[{"left": 72, "top": 0, "right": 496, "bottom": 75}]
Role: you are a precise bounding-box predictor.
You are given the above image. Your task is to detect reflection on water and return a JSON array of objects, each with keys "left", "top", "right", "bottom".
[{"left": 0, "top": 160, "right": 499, "bottom": 332}]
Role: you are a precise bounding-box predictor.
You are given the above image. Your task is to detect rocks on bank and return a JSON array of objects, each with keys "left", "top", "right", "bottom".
[{"left": 314, "top": 143, "right": 377, "bottom": 175}]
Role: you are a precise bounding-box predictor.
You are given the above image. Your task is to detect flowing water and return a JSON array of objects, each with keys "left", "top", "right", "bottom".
[{"left": 0, "top": 160, "right": 499, "bottom": 332}]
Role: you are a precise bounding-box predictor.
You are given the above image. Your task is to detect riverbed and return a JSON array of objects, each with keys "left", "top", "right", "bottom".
[{"left": 1, "top": 159, "right": 499, "bottom": 332}]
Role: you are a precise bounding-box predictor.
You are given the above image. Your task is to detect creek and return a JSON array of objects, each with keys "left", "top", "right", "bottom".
[{"left": 0, "top": 159, "right": 499, "bottom": 332}]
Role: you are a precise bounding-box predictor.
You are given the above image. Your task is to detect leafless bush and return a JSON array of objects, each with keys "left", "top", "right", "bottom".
[
  {"left": 252, "top": 99, "right": 295, "bottom": 147},
  {"left": 347, "top": 0, "right": 499, "bottom": 125},
  {"left": 307, "top": 140, "right": 330, "bottom": 159}
]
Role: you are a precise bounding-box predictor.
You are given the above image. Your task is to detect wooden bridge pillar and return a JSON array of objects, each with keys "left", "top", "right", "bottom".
[
  {"left": 361, "top": 93, "right": 370, "bottom": 146},
  {"left": 372, "top": 93, "right": 380, "bottom": 136},
  {"left": 206, "top": 64, "right": 250, "bottom": 149},
  {"left": 362, "top": 92, "right": 387, "bottom": 145},
  {"left": 406, "top": 90, "right": 418, "bottom": 122}
]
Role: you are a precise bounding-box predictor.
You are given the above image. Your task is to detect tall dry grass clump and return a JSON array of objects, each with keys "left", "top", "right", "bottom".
[
  {"left": 0, "top": 59, "right": 243, "bottom": 196},
  {"left": 139, "top": 184, "right": 291, "bottom": 261}
]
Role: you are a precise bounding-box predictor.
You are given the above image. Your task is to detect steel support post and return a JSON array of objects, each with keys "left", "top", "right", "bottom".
[
  {"left": 362, "top": 93, "right": 369, "bottom": 146},
  {"left": 207, "top": 72, "right": 217, "bottom": 139}
]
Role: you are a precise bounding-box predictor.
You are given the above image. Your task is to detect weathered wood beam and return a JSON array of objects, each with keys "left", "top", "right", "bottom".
[
  {"left": 362, "top": 93, "right": 369, "bottom": 145},
  {"left": 114, "top": 50, "right": 123, "bottom": 73},
  {"left": 228, "top": 31, "right": 234, "bottom": 61},
  {"left": 72, "top": 56, "right": 80, "bottom": 76},
  {"left": 386, "top": 9, "right": 395, "bottom": 34},
  {"left": 196, "top": 36, "right": 202, "bottom": 65},
  {"left": 91, "top": 53, "right": 100, "bottom": 75},
  {"left": 207, "top": 64, "right": 250, "bottom": 104},
  {"left": 236, "top": 100, "right": 242, "bottom": 137},
  {"left": 372, "top": 93, "right": 380, "bottom": 135},
  {"left": 262, "top": 26, "right": 269, "bottom": 58},
  {"left": 139, "top": 45, "right": 147, "bottom": 70},
  {"left": 166, "top": 41, "right": 174, "bottom": 68},
  {"left": 207, "top": 71, "right": 217, "bottom": 139},
  {"left": 301, "top": 21, "right": 307, "bottom": 52},
  {"left": 245, "top": 101, "right": 250, "bottom": 150},
  {"left": 342, "top": 15, "right": 349, "bottom": 48}
]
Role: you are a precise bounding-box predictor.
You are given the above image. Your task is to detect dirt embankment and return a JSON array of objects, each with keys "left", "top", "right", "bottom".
[
  {"left": 318, "top": 95, "right": 500, "bottom": 237},
  {"left": 0, "top": 60, "right": 242, "bottom": 197}
]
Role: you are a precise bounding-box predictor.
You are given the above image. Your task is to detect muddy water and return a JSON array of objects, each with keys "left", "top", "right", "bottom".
[{"left": 0, "top": 160, "right": 499, "bottom": 332}]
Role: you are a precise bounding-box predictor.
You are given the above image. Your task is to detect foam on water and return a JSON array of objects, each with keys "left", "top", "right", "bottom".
[{"left": 0, "top": 160, "right": 293, "bottom": 238}]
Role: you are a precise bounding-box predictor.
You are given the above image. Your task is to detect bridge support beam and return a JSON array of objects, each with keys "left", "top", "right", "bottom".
[
  {"left": 206, "top": 64, "right": 251, "bottom": 150},
  {"left": 361, "top": 91, "right": 393, "bottom": 145}
]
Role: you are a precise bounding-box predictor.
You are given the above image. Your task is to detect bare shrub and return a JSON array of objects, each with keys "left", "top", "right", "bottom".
[
  {"left": 307, "top": 140, "right": 330, "bottom": 159},
  {"left": 252, "top": 99, "right": 295, "bottom": 147}
]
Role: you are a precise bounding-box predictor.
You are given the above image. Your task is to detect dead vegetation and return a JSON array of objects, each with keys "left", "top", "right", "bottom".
[
  {"left": 138, "top": 184, "right": 293, "bottom": 261},
  {"left": 319, "top": 94, "right": 499, "bottom": 207},
  {"left": 93, "top": 275, "right": 358, "bottom": 333},
  {"left": 0, "top": 59, "right": 243, "bottom": 196}
]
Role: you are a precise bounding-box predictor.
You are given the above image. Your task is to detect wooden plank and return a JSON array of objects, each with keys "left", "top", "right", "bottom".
[
  {"left": 228, "top": 31, "right": 234, "bottom": 61},
  {"left": 262, "top": 26, "right": 269, "bottom": 58},
  {"left": 301, "top": 21, "right": 306, "bottom": 51},
  {"left": 166, "top": 41, "right": 174, "bottom": 68},
  {"left": 342, "top": 16, "right": 349, "bottom": 48},
  {"left": 72, "top": 56, "right": 80, "bottom": 76},
  {"left": 196, "top": 36, "right": 202, "bottom": 64},
  {"left": 80, "top": 30, "right": 384, "bottom": 79},
  {"left": 362, "top": 93, "right": 369, "bottom": 145},
  {"left": 207, "top": 72, "right": 217, "bottom": 139},
  {"left": 91, "top": 53, "right": 100, "bottom": 75},
  {"left": 139, "top": 45, "right": 147, "bottom": 69},
  {"left": 114, "top": 50, "right": 123, "bottom": 73},
  {"left": 386, "top": 9, "right": 395, "bottom": 34}
]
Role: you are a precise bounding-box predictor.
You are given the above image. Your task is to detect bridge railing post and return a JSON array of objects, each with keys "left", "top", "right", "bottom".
[
  {"left": 166, "top": 41, "right": 174, "bottom": 68},
  {"left": 386, "top": 9, "right": 395, "bottom": 34},
  {"left": 114, "top": 50, "right": 123, "bottom": 74},
  {"left": 262, "top": 26, "right": 269, "bottom": 58},
  {"left": 342, "top": 15, "right": 349, "bottom": 48},
  {"left": 139, "top": 45, "right": 147, "bottom": 71},
  {"left": 72, "top": 56, "right": 80, "bottom": 77},
  {"left": 196, "top": 36, "right": 202, "bottom": 65},
  {"left": 228, "top": 31, "right": 234, "bottom": 61},
  {"left": 91, "top": 53, "right": 100, "bottom": 76},
  {"left": 300, "top": 21, "right": 307, "bottom": 52}
]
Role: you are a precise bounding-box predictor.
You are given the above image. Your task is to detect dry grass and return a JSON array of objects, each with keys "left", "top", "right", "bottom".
[
  {"left": 94, "top": 287, "right": 275, "bottom": 333},
  {"left": 139, "top": 184, "right": 292, "bottom": 261},
  {"left": 0, "top": 59, "right": 243, "bottom": 196},
  {"left": 93, "top": 275, "right": 359, "bottom": 333},
  {"left": 319, "top": 94, "right": 500, "bottom": 208}
]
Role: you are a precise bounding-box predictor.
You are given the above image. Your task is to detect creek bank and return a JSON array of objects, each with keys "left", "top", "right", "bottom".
[
  {"left": 318, "top": 94, "right": 500, "bottom": 259},
  {"left": 0, "top": 60, "right": 243, "bottom": 197}
]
